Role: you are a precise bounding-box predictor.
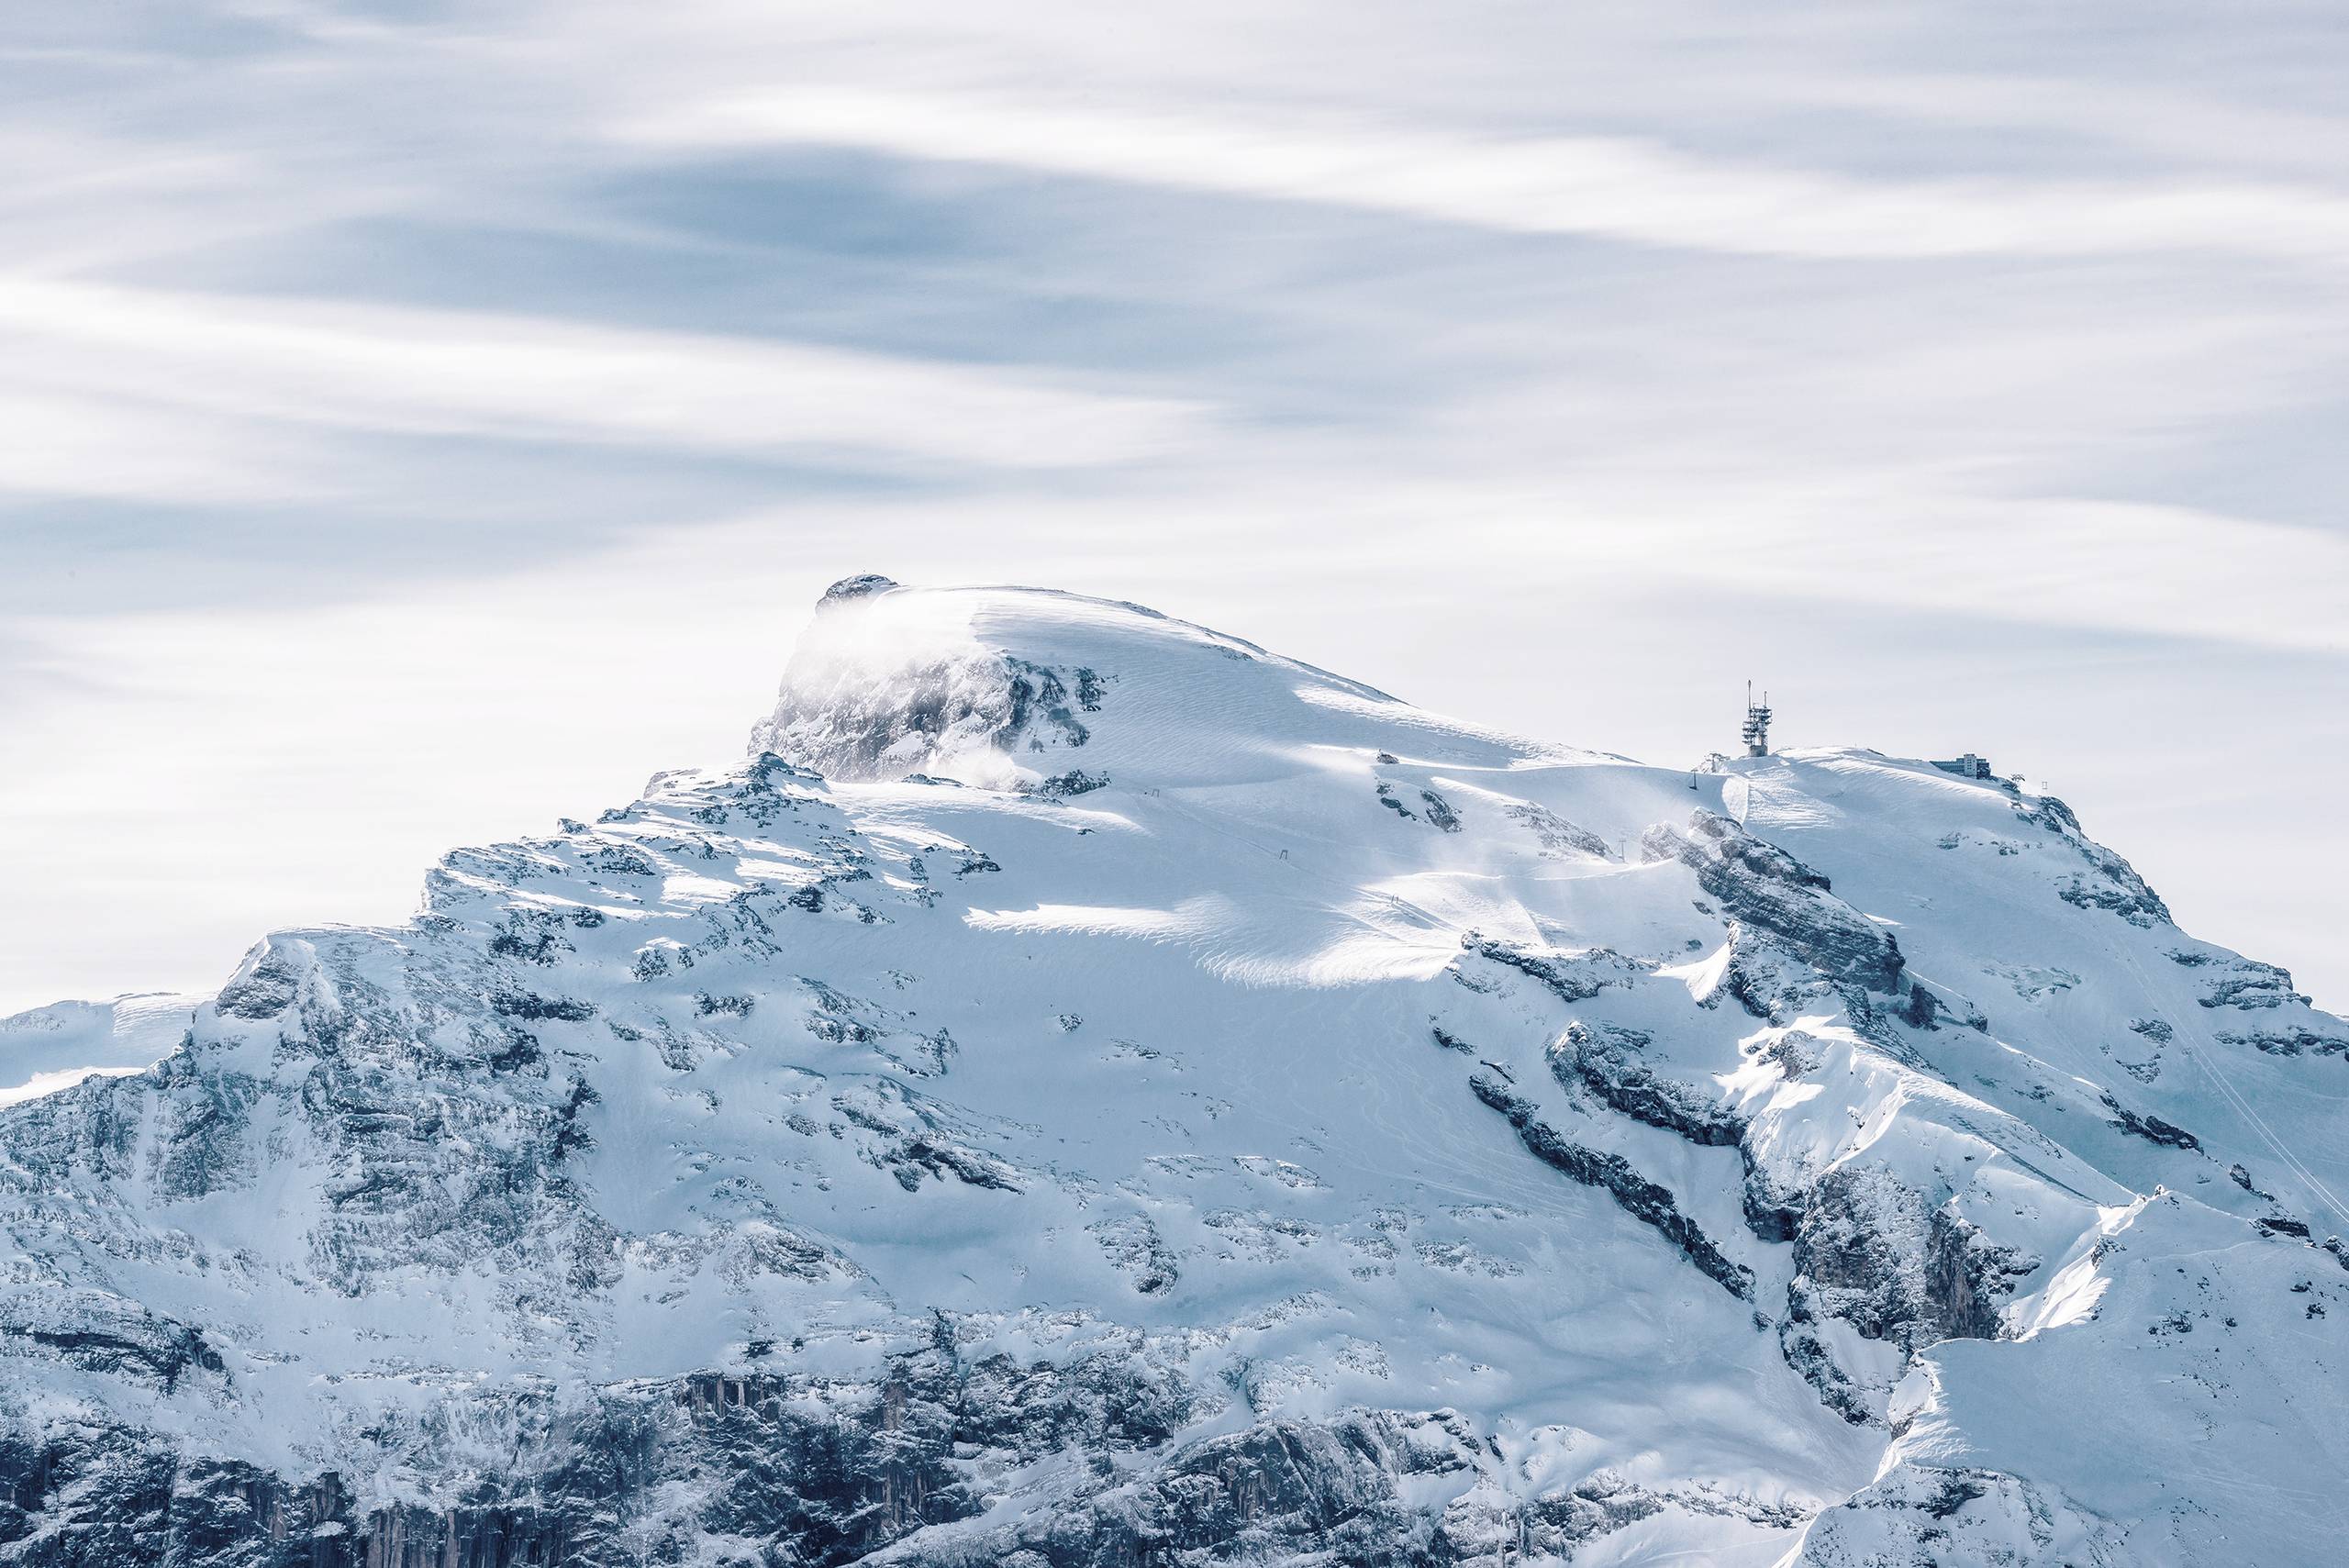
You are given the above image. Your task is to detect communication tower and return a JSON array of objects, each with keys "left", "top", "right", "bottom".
[{"left": 1741, "top": 683, "right": 1772, "bottom": 758}]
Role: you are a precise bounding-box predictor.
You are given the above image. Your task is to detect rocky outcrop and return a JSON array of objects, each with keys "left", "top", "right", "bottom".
[
  {"left": 1794, "top": 1464, "right": 2103, "bottom": 1567},
  {"left": 1644, "top": 812, "right": 1905, "bottom": 997},
  {"left": 2178, "top": 952, "right": 2306, "bottom": 1011},
  {"left": 1764, "top": 1170, "right": 2033, "bottom": 1424},
  {"left": 1502, "top": 802, "right": 1612, "bottom": 860},
  {"left": 832, "top": 1081, "right": 1023, "bottom": 1193},
  {"left": 1461, "top": 938, "right": 1632, "bottom": 1006},
  {"left": 0, "top": 1290, "right": 223, "bottom": 1394},
  {"left": 0, "top": 1336, "right": 1209, "bottom": 1568},
  {"left": 1088, "top": 1213, "right": 1179, "bottom": 1295},
  {"left": 2021, "top": 795, "right": 2172, "bottom": 929},
  {"left": 1470, "top": 1073, "right": 1753, "bottom": 1299},
  {"left": 1436, "top": 1467, "right": 1805, "bottom": 1562},
  {"left": 2218, "top": 1024, "right": 2349, "bottom": 1059},
  {"left": 1641, "top": 811, "right": 1939, "bottom": 1040},
  {"left": 746, "top": 583, "right": 1108, "bottom": 785},
  {"left": 0, "top": 1373, "right": 1756, "bottom": 1568},
  {"left": 1549, "top": 1021, "right": 1745, "bottom": 1147},
  {"left": 2100, "top": 1093, "right": 2201, "bottom": 1151},
  {"left": 996, "top": 1410, "right": 1475, "bottom": 1568},
  {"left": 1789, "top": 1171, "right": 2029, "bottom": 1350}
]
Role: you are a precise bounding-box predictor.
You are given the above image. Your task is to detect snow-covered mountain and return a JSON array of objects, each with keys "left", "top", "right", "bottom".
[{"left": 3, "top": 576, "right": 2344, "bottom": 1567}]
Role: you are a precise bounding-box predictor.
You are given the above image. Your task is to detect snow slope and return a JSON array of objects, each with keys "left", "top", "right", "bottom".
[
  {"left": 0, "top": 993, "right": 198, "bottom": 1108},
  {"left": 0, "top": 578, "right": 2343, "bottom": 1566}
]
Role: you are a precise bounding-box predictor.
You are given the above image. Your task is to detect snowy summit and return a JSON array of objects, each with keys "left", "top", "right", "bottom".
[{"left": 2, "top": 579, "right": 2344, "bottom": 1566}]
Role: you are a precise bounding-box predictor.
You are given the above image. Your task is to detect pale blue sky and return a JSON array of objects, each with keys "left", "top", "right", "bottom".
[{"left": 3, "top": 1, "right": 2345, "bottom": 1014}]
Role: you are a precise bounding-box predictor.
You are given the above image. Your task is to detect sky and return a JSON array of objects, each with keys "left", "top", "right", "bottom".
[{"left": 2, "top": 1, "right": 2345, "bottom": 1018}]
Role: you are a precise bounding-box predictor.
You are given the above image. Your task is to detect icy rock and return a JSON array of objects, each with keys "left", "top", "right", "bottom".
[
  {"left": 1647, "top": 811, "right": 1906, "bottom": 996},
  {"left": 1550, "top": 1020, "right": 1745, "bottom": 1147},
  {"left": 1471, "top": 1072, "right": 1753, "bottom": 1298},
  {"left": 820, "top": 573, "right": 902, "bottom": 606}
]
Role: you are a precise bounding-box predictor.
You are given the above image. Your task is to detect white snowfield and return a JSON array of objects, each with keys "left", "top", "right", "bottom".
[
  {"left": 0, "top": 993, "right": 203, "bottom": 1108},
  {"left": 2, "top": 578, "right": 2344, "bottom": 1566}
]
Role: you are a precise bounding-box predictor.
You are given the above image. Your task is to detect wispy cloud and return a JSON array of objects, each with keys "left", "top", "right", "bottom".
[
  {"left": 628, "top": 86, "right": 2349, "bottom": 262},
  {"left": 0, "top": 277, "right": 1204, "bottom": 498}
]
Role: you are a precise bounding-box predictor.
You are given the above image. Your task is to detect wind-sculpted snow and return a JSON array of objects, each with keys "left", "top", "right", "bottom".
[
  {"left": 0, "top": 994, "right": 198, "bottom": 1108},
  {"left": 1, "top": 578, "right": 2344, "bottom": 1565}
]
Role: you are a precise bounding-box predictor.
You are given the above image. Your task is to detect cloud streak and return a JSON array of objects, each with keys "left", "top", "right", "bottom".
[
  {"left": 629, "top": 86, "right": 2349, "bottom": 262},
  {"left": 0, "top": 275, "right": 1205, "bottom": 499}
]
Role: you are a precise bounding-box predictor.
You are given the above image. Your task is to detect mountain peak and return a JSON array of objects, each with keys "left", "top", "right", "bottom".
[
  {"left": 749, "top": 581, "right": 1472, "bottom": 791},
  {"left": 818, "top": 571, "right": 902, "bottom": 607},
  {"left": 4, "top": 583, "right": 2346, "bottom": 1566}
]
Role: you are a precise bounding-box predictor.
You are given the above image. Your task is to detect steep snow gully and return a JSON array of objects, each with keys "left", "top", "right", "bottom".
[{"left": 2, "top": 578, "right": 2344, "bottom": 1566}]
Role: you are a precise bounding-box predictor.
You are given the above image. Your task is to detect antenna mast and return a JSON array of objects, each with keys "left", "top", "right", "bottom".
[{"left": 1741, "top": 682, "right": 1773, "bottom": 758}]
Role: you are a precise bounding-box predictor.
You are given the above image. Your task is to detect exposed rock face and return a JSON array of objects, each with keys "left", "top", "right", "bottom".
[
  {"left": 746, "top": 600, "right": 1100, "bottom": 786},
  {"left": 1014, "top": 1410, "right": 1472, "bottom": 1568},
  {"left": 0, "top": 1341, "right": 1194, "bottom": 1568},
  {"left": 1792, "top": 1170, "right": 2027, "bottom": 1348},
  {"left": 1502, "top": 801, "right": 1611, "bottom": 861},
  {"left": 820, "top": 573, "right": 902, "bottom": 606},
  {"left": 2021, "top": 795, "right": 2173, "bottom": 929},
  {"left": 1468, "top": 1073, "right": 1753, "bottom": 1299},
  {"left": 0, "top": 1291, "right": 224, "bottom": 1394},
  {"left": 1792, "top": 1464, "right": 2110, "bottom": 1567},
  {"left": 3, "top": 584, "right": 2344, "bottom": 1567},
  {"left": 2218, "top": 1023, "right": 2349, "bottom": 1058},
  {"left": 2188, "top": 954, "right": 2307, "bottom": 1011},
  {"left": 1436, "top": 1466, "right": 1806, "bottom": 1563},
  {"left": 1087, "top": 1213, "right": 1179, "bottom": 1296},
  {"left": 1645, "top": 811, "right": 1906, "bottom": 999},
  {"left": 2100, "top": 1093, "right": 2202, "bottom": 1151},
  {"left": 1460, "top": 937, "right": 1631, "bottom": 1006},
  {"left": 1638, "top": 810, "right": 1940, "bottom": 1045},
  {"left": 1550, "top": 1021, "right": 1745, "bottom": 1147}
]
